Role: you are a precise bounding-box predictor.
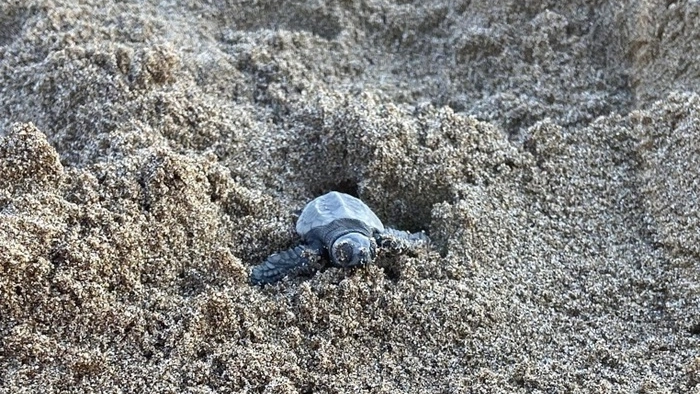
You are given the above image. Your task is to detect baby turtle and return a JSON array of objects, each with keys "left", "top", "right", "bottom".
[{"left": 250, "top": 191, "right": 429, "bottom": 285}]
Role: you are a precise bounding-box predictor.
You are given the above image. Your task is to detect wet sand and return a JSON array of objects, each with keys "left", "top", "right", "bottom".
[{"left": 1, "top": 1, "right": 699, "bottom": 392}]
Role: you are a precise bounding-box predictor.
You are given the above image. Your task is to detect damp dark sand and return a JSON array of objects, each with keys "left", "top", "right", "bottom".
[{"left": 1, "top": 1, "right": 699, "bottom": 392}]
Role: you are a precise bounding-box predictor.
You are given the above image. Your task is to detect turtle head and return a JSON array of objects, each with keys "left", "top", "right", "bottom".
[{"left": 330, "top": 233, "right": 376, "bottom": 267}]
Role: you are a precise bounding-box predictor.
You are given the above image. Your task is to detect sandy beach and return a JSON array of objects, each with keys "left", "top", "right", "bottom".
[{"left": 1, "top": 0, "right": 699, "bottom": 392}]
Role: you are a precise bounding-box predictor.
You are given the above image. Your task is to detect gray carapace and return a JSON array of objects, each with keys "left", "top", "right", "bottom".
[{"left": 250, "top": 191, "right": 429, "bottom": 285}]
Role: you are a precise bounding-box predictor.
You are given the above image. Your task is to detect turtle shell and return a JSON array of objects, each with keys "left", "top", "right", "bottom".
[{"left": 296, "top": 192, "right": 385, "bottom": 236}]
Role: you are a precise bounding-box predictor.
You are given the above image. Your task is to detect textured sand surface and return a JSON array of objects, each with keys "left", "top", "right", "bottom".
[{"left": 1, "top": 0, "right": 700, "bottom": 392}]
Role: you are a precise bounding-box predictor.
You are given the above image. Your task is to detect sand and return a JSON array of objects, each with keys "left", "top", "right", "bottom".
[{"left": 1, "top": 0, "right": 699, "bottom": 392}]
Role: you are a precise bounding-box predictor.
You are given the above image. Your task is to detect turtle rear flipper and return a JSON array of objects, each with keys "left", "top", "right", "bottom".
[
  {"left": 250, "top": 245, "right": 322, "bottom": 285},
  {"left": 376, "top": 228, "right": 430, "bottom": 253}
]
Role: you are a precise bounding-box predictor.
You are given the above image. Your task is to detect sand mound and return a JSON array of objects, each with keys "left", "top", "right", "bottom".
[{"left": 1, "top": 0, "right": 699, "bottom": 392}]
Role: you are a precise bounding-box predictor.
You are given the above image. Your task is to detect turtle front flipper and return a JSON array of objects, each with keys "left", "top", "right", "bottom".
[
  {"left": 376, "top": 228, "right": 430, "bottom": 254},
  {"left": 250, "top": 245, "right": 322, "bottom": 285}
]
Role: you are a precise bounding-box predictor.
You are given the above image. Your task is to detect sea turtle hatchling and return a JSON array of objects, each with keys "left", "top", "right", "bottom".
[{"left": 250, "top": 191, "right": 429, "bottom": 285}]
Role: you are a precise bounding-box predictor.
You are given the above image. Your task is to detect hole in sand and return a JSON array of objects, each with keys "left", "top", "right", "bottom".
[
  {"left": 690, "top": 322, "right": 700, "bottom": 336},
  {"left": 379, "top": 260, "right": 402, "bottom": 282},
  {"left": 313, "top": 179, "right": 359, "bottom": 198}
]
